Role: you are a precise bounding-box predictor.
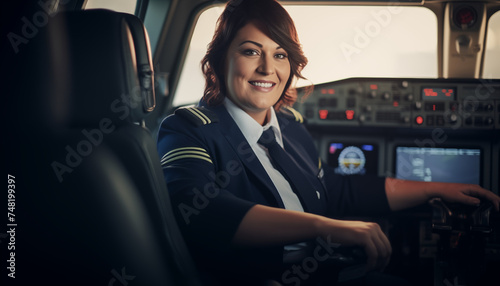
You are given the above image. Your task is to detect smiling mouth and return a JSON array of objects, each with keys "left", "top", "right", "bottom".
[{"left": 249, "top": 81, "right": 275, "bottom": 88}]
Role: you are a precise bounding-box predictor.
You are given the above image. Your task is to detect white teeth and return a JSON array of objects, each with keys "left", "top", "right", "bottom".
[{"left": 251, "top": 82, "right": 273, "bottom": 88}]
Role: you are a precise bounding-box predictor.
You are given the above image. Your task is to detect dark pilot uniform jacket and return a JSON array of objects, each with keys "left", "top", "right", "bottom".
[{"left": 157, "top": 101, "right": 390, "bottom": 283}]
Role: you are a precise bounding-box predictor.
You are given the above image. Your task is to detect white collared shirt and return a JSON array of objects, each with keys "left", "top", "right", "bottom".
[{"left": 224, "top": 97, "right": 304, "bottom": 212}]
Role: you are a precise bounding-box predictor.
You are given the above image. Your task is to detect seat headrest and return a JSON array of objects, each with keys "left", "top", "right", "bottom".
[
  {"left": 122, "top": 13, "right": 156, "bottom": 113},
  {"left": 23, "top": 9, "right": 155, "bottom": 129}
]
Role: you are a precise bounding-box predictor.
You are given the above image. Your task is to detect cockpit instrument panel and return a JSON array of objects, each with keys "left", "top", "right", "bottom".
[{"left": 295, "top": 78, "right": 500, "bottom": 130}]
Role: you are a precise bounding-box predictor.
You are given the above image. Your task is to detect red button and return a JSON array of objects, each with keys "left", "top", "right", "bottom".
[
  {"left": 345, "top": 110, "right": 354, "bottom": 120},
  {"left": 415, "top": 116, "right": 424, "bottom": 125},
  {"left": 319, "top": 110, "right": 328, "bottom": 120}
]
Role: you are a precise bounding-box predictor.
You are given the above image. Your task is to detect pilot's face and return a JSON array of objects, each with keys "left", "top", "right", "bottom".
[{"left": 224, "top": 21, "right": 291, "bottom": 125}]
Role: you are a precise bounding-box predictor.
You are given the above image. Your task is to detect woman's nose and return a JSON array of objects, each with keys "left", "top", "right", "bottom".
[{"left": 257, "top": 55, "right": 275, "bottom": 75}]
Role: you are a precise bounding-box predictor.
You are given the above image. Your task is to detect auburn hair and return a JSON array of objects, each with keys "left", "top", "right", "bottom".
[{"left": 201, "top": 0, "right": 308, "bottom": 110}]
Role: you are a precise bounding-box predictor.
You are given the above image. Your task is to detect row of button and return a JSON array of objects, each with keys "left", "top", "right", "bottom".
[
  {"left": 318, "top": 97, "right": 357, "bottom": 108},
  {"left": 464, "top": 116, "right": 495, "bottom": 126},
  {"left": 415, "top": 115, "right": 495, "bottom": 127},
  {"left": 367, "top": 91, "right": 410, "bottom": 101},
  {"left": 464, "top": 102, "right": 495, "bottom": 112}
]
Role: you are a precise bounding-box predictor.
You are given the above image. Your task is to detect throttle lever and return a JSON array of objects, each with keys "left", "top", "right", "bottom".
[
  {"left": 429, "top": 198, "right": 492, "bottom": 233},
  {"left": 470, "top": 200, "right": 492, "bottom": 233},
  {"left": 430, "top": 198, "right": 453, "bottom": 231}
]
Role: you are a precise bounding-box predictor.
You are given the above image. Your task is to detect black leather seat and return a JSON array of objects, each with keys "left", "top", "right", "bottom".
[
  {"left": 8, "top": 9, "right": 200, "bottom": 286},
  {"left": 115, "top": 12, "right": 204, "bottom": 286}
]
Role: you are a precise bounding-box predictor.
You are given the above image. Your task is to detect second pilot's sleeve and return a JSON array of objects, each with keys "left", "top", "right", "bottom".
[{"left": 321, "top": 162, "right": 391, "bottom": 218}]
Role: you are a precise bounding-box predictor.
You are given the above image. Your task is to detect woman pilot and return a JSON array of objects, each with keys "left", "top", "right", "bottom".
[{"left": 157, "top": 0, "right": 500, "bottom": 285}]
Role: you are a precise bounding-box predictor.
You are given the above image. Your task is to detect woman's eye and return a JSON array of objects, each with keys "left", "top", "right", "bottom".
[
  {"left": 243, "top": 49, "right": 259, "bottom": 56},
  {"left": 275, "top": 53, "right": 288, "bottom": 59}
]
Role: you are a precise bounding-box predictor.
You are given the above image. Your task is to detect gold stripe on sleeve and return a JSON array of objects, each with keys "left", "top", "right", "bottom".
[{"left": 161, "top": 147, "right": 212, "bottom": 166}]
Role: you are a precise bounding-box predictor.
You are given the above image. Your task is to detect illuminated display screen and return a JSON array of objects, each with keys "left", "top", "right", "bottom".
[
  {"left": 328, "top": 143, "right": 378, "bottom": 175},
  {"left": 395, "top": 147, "right": 481, "bottom": 184},
  {"left": 421, "top": 87, "right": 456, "bottom": 101}
]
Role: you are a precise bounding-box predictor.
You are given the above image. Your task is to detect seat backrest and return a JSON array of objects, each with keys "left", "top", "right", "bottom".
[
  {"left": 9, "top": 9, "right": 200, "bottom": 286},
  {"left": 113, "top": 12, "right": 204, "bottom": 286}
]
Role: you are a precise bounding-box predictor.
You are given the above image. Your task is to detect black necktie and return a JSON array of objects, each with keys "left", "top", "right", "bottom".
[{"left": 258, "top": 128, "right": 322, "bottom": 213}]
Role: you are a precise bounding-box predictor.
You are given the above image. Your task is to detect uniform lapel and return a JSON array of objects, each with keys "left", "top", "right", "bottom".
[
  {"left": 279, "top": 116, "right": 327, "bottom": 215},
  {"left": 211, "top": 104, "right": 286, "bottom": 208}
]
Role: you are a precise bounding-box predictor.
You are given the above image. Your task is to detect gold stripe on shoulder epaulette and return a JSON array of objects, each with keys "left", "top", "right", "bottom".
[
  {"left": 175, "top": 106, "right": 219, "bottom": 126},
  {"left": 283, "top": 106, "right": 304, "bottom": 123},
  {"left": 161, "top": 147, "right": 213, "bottom": 166},
  {"left": 317, "top": 158, "right": 324, "bottom": 179}
]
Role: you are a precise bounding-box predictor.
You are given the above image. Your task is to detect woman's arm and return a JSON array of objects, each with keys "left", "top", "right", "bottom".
[
  {"left": 384, "top": 177, "right": 500, "bottom": 211},
  {"left": 233, "top": 204, "right": 391, "bottom": 271},
  {"left": 232, "top": 179, "right": 500, "bottom": 271}
]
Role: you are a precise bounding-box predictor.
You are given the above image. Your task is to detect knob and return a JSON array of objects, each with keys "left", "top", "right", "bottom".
[
  {"left": 369, "top": 90, "right": 377, "bottom": 98},
  {"left": 464, "top": 102, "right": 476, "bottom": 112},
  {"left": 382, "top": 92, "right": 390, "bottom": 100},
  {"left": 414, "top": 101, "right": 422, "bottom": 110},
  {"left": 450, "top": 102, "right": 459, "bottom": 112},
  {"left": 402, "top": 116, "right": 410, "bottom": 123},
  {"left": 359, "top": 114, "right": 366, "bottom": 122},
  {"left": 406, "top": 93, "right": 414, "bottom": 101},
  {"left": 485, "top": 104, "right": 494, "bottom": 112},
  {"left": 485, "top": 117, "right": 494, "bottom": 126},
  {"left": 401, "top": 81, "right": 409, "bottom": 88},
  {"left": 449, "top": 113, "right": 458, "bottom": 123},
  {"left": 349, "top": 86, "right": 363, "bottom": 95},
  {"left": 364, "top": 105, "right": 372, "bottom": 112}
]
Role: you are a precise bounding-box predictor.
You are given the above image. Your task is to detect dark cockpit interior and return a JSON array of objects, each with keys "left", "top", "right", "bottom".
[{"left": 3, "top": 0, "right": 499, "bottom": 285}]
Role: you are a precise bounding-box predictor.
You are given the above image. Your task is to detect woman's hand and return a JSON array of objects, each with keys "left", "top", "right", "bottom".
[
  {"left": 234, "top": 205, "right": 392, "bottom": 272},
  {"left": 317, "top": 218, "right": 391, "bottom": 272},
  {"left": 385, "top": 178, "right": 500, "bottom": 211},
  {"left": 427, "top": 182, "right": 500, "bottom": 211}
]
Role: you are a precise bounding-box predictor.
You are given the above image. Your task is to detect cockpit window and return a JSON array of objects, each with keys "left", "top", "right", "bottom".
[
  {"left": 85, "top": 0, "right": 137, "bottom": 14},
  {"left": 174, "top": 5, "right": 437, "bottom": 106},
  {"left": 483, "top": 10, "right": 500, "bottom": 78}
]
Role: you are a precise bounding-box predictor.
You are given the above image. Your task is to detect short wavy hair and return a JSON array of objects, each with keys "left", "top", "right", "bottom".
[{"left": 201, "top": 0, "right": 308, "bottom": 110}]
